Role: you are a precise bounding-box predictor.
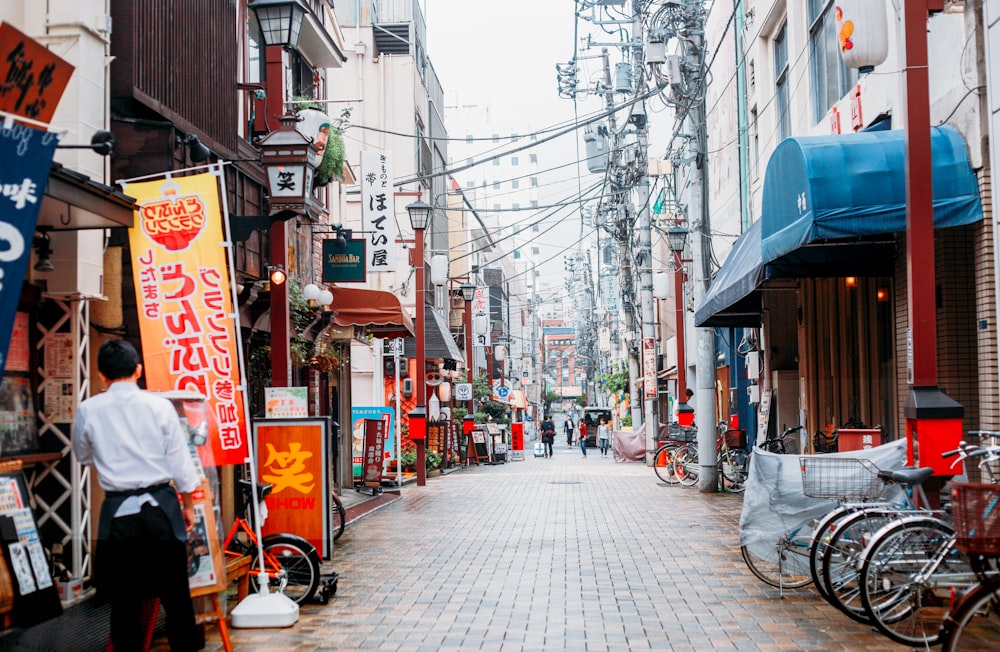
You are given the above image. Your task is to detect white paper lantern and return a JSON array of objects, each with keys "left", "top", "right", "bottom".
[
  {"left": 430, "top": 254, "right": 450, "bottom": 286},
  {"left": 438, "top": 381, "right": 452, "bottom": 402},
  {"left": 653, "top": 272, "right": 670, "bottom": 300},
  {"left": 836, "top": 0, "right": 888, "bottom": 73}
]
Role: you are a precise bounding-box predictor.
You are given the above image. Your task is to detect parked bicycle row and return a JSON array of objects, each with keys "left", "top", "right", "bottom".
[
  {"left": 651, "top": 421, "right": 749, "bottom": 492},
  {"left": 738, "top": 432, "right": 1000, "bottom": 650}
]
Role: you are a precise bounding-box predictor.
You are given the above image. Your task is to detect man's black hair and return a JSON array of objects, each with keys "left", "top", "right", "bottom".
[{"left": 97, "top": 339, "right": 141, "bottom": 381}]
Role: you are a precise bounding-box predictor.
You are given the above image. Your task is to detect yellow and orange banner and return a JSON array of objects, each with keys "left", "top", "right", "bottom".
[{"left": 126, "top": 170, "right": 248, "bottom": 466}]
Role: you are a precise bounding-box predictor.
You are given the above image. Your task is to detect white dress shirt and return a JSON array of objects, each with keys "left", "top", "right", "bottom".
[{"left": 73, "top": 382, "right": 200, "bottom": 500}]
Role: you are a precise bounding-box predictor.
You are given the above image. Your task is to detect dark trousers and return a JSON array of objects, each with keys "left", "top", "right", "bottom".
[{"left": 100, "top": 504, "right": 199, "bottom": 651}]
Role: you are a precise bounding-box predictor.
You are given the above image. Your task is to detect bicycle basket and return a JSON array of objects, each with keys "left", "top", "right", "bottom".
[
  {"left": 799, "top": 456, "right": 883, "bottom": 501},
  {"left": 665, "top": 423, "right": 697, "bottom": 443},
  {"left": 950, "top": 482, "right": 1000, "bottom": 556}
]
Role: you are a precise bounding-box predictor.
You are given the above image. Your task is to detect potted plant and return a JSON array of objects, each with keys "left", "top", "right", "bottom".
[{"left": 426, "top": 450, "right": 443, "bottom": 476}]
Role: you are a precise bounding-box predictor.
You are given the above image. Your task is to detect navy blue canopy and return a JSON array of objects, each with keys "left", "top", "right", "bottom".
[{"left": 760, "top": 125, "right": 981, "bottom": 265}]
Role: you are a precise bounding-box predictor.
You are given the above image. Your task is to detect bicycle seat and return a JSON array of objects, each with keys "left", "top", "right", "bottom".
[
  {"left": 882, "top": 466, "right": 934, "bottom": 488},
  {"left": 238, "top": 479, "right": 274, "bottom": 502}
]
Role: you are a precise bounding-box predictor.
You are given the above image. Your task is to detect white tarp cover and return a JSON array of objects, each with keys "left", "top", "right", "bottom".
[{"left": 738, "top": 439, "right": 908, "bottom": 569}]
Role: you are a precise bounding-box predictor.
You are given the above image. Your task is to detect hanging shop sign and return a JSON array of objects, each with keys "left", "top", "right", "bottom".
[
  {"left": 361, "top": 150, "right": 398, "bottom": 273},
  {"left": 642, "top": 337, "right": 657, "bottom": 400},
  {"left": 125, "top": 169, "right": 249, "bottom": 466},
  {"left": 0, "top": 124, "right": 57, "bottom": 377},
  {"left": 0, "top": 23, "right": 74, "bottom": 123},
  {"left": 321, "top": 238, "right": 366, "bottom": 282}
]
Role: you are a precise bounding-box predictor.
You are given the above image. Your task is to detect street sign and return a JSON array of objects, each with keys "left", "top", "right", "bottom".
[
  {"left": 455, "top": 383, "right": 473, "bottom": 401},
  {"left": 496, "top": 386, "right": 510, "bottom": 400}
]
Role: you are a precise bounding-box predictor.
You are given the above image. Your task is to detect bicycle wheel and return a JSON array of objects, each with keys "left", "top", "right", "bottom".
[
  {"left": 859, "top": 516, "right": 963, "bottom": 647},
  {"left": 250, "top": 534, "right": 322, "bottom": 605},
  {"left": 719, "top": 447, "right": 748, "bottom": 492},
  {"left": 675, "top": 444, "right": 699, "bottom": 487},
  {"left": 940, "top": 579, "right": 1000, "bottom": 651},
  {"left": 821, "top": 508, "right": 897, "bottom": 623},
  {"left": 808, "top": 505, "right": 859, "bottom": 602},
  {"left": 331, "top": 491, "right": 346, "bottom": 541},
  {"left": 653, "top": 443, "right": 680, "bottom": 484},
  {"left": 741, "top": 539, "right": 813, "bottom": 589}
]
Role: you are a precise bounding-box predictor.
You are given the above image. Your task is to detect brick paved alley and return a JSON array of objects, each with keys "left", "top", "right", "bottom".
[{"left": 182, "top": 443, "right": 911, "bottom": 652}]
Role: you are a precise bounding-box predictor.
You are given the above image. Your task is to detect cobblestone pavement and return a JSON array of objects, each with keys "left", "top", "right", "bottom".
[{"left": 190, "top": 445, "right": 911, "bottom": 651}]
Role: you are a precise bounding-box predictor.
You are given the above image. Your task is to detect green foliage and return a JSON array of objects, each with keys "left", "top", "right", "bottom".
[
  {"left": 600, "top": 370, "right": 629, "bottom": 396},
  {"left": 399, "top": 450, "right": 417, "bottom": 467},
  {"left": 426, "top": 450, "right": 443, "bottom": 471},
  {"left": 247, "top": 343, "right": 271, "bottom": 416},
  {"left": 288, "top": 278, "right": 313, "bottom": 365},
  {"left": 575, "top": 395, "right": 587, "bottom": 407},
  {"left": 473, "top": 374, "right": 492, "bottom": 400},
  {"left": 313, "top": 108, "right": 350, "bottom": 188},
  {"left": 542, "top": 389, "right": 561, "bottom": 414},
  {"left": 451, "top": 407, "right": 468, "bottom": 422},
  {"left": 621, "top": 412, "right": 632, "bottom": 427},
  {"left": 479, "top": 400, "right": 510, "bottom": 424},
  {"left": 473, "top": 411, "right": 489, "bottom": 423}
]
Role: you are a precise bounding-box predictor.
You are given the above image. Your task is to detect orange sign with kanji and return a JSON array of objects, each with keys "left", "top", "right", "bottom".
[
  {"left": 127, "top": 171, "right": 249, "bottom": 466},
  {"left": 0, "top": 23, "right": 74, "bottom": 123}
]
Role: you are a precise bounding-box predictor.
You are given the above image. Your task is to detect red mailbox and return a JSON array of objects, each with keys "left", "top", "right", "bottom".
[
  {"left": 905, "top": 387, "right": 964, "bottom": 476},
  {"left": 677, "top": 404, "right": 694, "bottom": 427}
]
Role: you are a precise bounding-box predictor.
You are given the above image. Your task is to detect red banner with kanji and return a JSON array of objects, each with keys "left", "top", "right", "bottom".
[{"left": 126, "top": 170, "right": 248, "bottom": 466}]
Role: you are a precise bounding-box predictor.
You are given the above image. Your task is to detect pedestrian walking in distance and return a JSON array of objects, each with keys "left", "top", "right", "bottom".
[
  {"left": 579, "top": 419, "right": 588, "bottom": 457},
  {"left": 598, "top": 416, "right": 611, "bottom": 457},
  {"left": 540, "top": 414, "right": 556, "bottom": 458},
  {"left": 564, "top": 415, "right": 574, "bottom": 448},
  {"left": 73, "top": 339, "right": 202, "bottom": 651}
]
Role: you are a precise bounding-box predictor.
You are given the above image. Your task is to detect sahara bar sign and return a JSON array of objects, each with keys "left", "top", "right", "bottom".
[{"left": 321, "top": 238, "right": 366, "bottom": 282}]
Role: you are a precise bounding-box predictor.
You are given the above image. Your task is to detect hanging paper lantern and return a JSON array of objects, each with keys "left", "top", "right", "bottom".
[
  {"left": 836, "top": 0, "right": 888, "bottom": 73},
  {"left": 653, "top": 272, "right": 670, "bottom": 300},
  {"left": 438, "top": 381, "right": 452, "bottom": 402},
  {"left": 430, "top": 254, "right": 450, "bottom": 286}
]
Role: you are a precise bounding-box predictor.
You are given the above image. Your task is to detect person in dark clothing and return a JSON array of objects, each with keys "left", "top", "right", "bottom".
[
  {"left": 540, "top": 415, "right": 556, "bottom": 458},
  {"left": 73, "top": 340, "right": 202, "bottom": 651},
  {"left": 563, "top": 416, "right": 574, "bottom": 447}
]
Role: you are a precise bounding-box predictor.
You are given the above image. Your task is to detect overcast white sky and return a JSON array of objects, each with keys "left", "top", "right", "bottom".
[{"left": 424, "top": 1, "right": 603, "bottom": 298}]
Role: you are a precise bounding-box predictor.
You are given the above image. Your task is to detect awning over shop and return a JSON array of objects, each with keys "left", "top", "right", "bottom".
[
  {"left": 39, "top": 163, "right": 135, "bottom": 230},
  {"left": 696, "top": 125, "right": 983, "bottom": 328},
  {"left": 330, "top": 286, "right": 414, "bottom": 339},
  {"left": 403, "top": 306, "right": 464, "bottom": 362},
  {"left": 761, "top": 125, "right": 982, "bottom": 269},
  {"left": 694, "top": 219, "right": 770, "bottom": 328}
]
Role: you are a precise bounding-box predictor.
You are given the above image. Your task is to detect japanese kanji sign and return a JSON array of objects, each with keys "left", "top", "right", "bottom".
[
  {"left": 0, "top": 123, "right": 57, "bottom": 376},
  {"left": 254, "top": 419, "right": 331, "bottom": 559},
  {"left": 642, "top": 336, "right": 657, "bottom": 400},
  {"left": 361, "top": 150, "right": 398, "bottom": 273},
  {"left": 126, "top": 171, "right": 249, "bottom": 466},
  {"left": 0, "top": 23, "right": 74, "bottom": 123}
]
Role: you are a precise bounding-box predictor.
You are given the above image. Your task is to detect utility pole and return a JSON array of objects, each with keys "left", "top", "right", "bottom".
[
  {"left": 633, "top": 2, "right": 658, "bottom": 463},
  {"left": 686, "top": 20, "right": 718, "bottom": 492}
]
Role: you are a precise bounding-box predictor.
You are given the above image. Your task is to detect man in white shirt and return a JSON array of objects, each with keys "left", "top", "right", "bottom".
[{"left": 73, "top": 339, "right": 201, "bottom": 651}]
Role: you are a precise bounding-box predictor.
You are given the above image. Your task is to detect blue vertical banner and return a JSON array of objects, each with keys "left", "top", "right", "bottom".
[{"left": 0, "top": 124, "right": 58, "bottom": 374}]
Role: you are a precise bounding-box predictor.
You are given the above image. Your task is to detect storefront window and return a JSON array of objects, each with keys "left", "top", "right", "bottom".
[
  {"left": 774, "top": 23, "right": 791, "bottom": 141},
  {"left": 809, "top": 0, "right": 858, "bottom": 123}
]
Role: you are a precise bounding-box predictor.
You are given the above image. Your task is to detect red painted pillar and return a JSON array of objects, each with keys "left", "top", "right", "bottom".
[
  {"left": 414, "top": 226, "right": 427, "bottom": 487},
  {"left": 265, "top": 43, "right": 290, "bottom": 388}
]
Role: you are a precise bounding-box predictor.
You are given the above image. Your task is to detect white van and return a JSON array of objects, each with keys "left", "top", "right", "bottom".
[{"left": 580, "top": 407, "right": 613, "bottom": 447}]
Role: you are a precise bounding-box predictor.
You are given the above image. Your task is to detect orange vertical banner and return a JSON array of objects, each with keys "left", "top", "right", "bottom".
[{"left": 126, "top": 170, "right": 248, "bottom": 466}]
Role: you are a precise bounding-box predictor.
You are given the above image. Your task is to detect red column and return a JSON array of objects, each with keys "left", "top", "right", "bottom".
[
  {"left": 265, "top": 43, "right": 290, "bottom": 388},
  {"left": 673, "top": 252, "right": 687, "bottom": 401},
  {"left": 414, "top": 226, "right": 426, "bottom": 487}
]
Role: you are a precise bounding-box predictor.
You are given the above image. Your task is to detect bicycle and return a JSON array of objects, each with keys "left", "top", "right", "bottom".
[
  {"left": 855, "top": 442, "right": 995, "bottom": 646},
  {"left": 758, "top": 425, "right": 804, "bottom": 454},
  {"left": 739, "top": 439, "right": 908, "bottom": 593},
  {"left": 331, "top": 489, "right": 346, "bottom": 542},
  {"left": 652, "top": 424, "right": 697, "bottom": 485},
  {"left": 717, "top": 421, "right": 748, "bottom": 493},
  {"left": 938, "top": 476, "right": 1000, "bottom": 651},
  {"left": 224, "top": 479, "right": 322, "bottom": 605}
]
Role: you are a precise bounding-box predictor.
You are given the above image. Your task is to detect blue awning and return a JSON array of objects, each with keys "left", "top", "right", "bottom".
[
  {"left": 760, "top": 125, "right": 982, "bottom": 266},
  {"left": 695, "top": 219, "right": 768, "bottom": 328}
]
